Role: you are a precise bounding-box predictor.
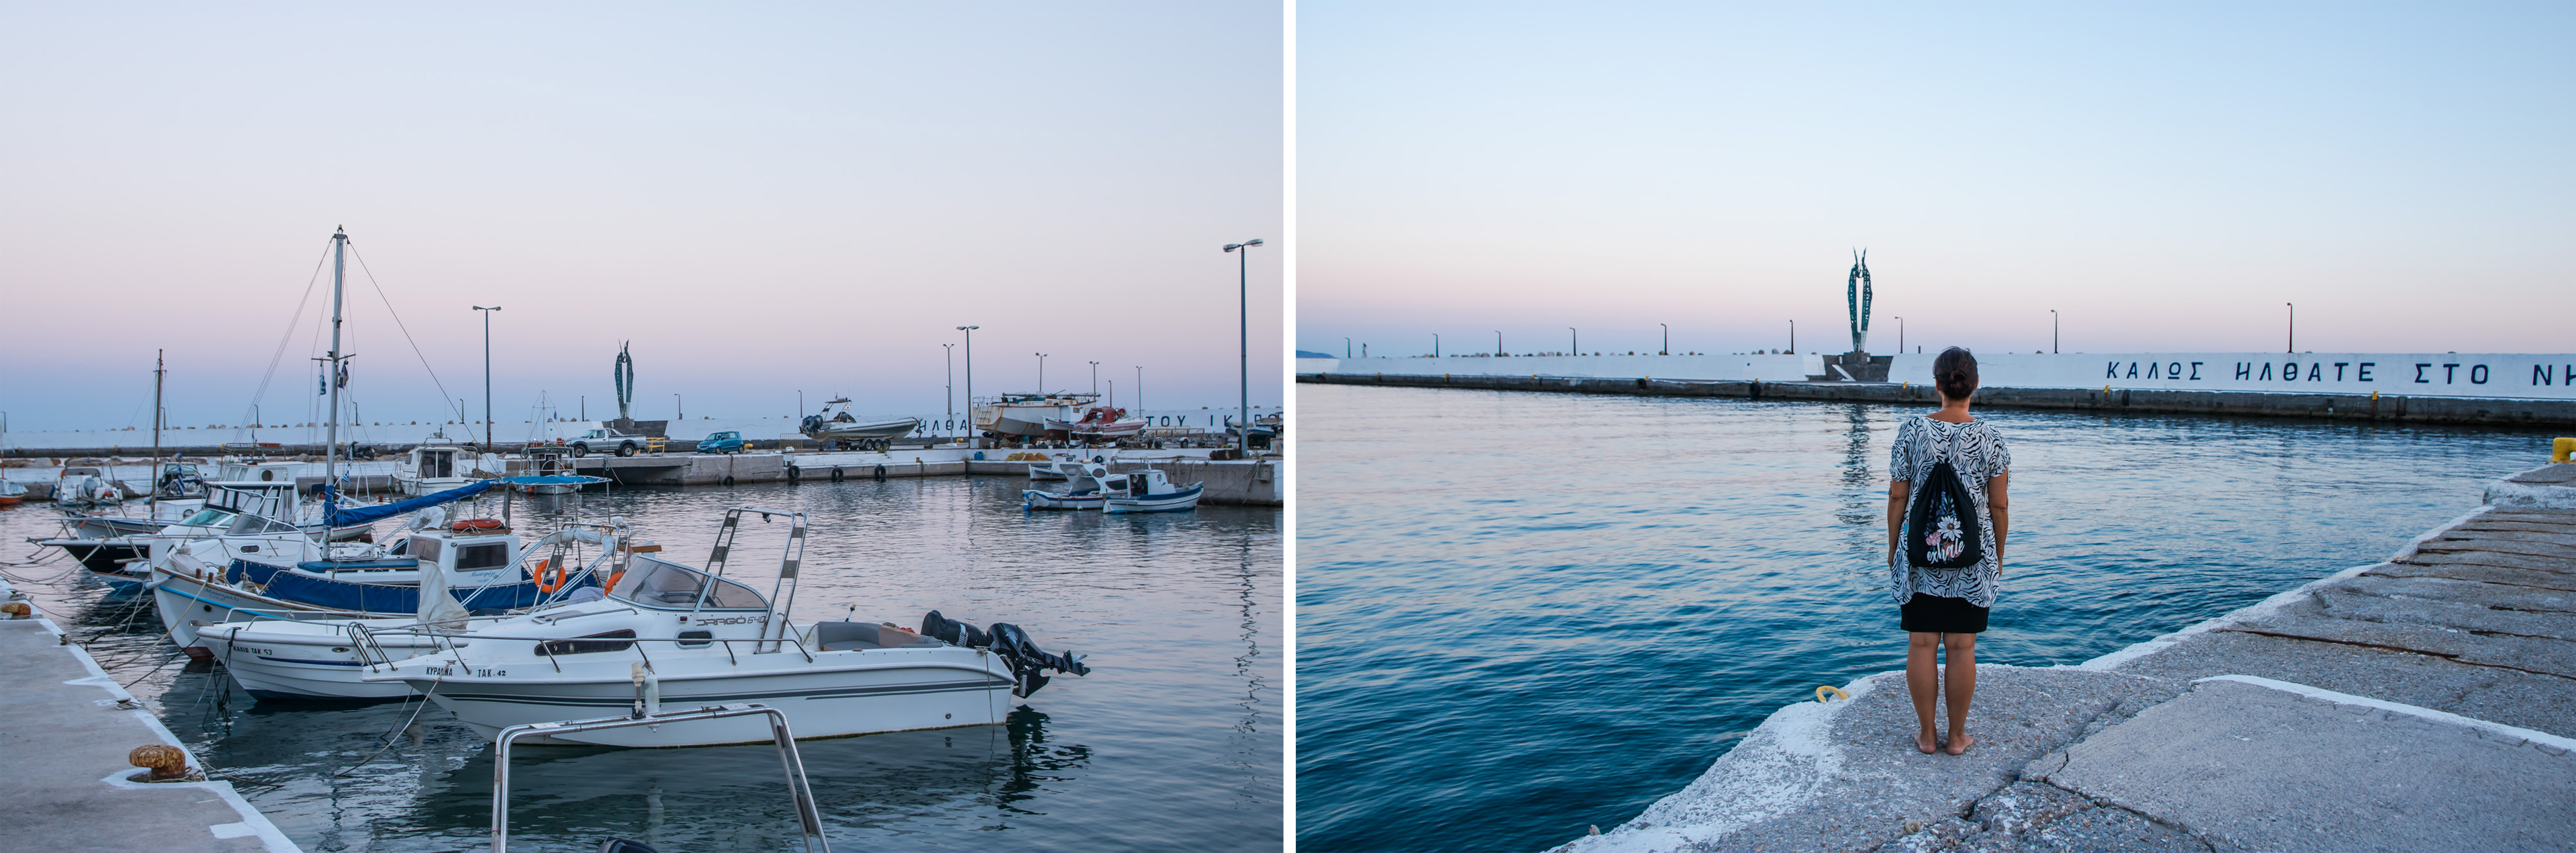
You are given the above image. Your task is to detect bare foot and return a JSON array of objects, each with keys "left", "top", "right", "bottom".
[
  {"left": 1945, "top": 732, "right": 1976, "bottom": 755},
  {"left": 1915, "top": 730, "right": 1938, "bottom": 754}
]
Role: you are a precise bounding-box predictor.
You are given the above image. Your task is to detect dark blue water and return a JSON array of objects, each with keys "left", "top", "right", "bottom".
[
  {"left": 1, "top": 474, "right": 1279, "bottom": 852},
  {"left": 1293, "top": 384, "right": 2541, "bottom": 853}
]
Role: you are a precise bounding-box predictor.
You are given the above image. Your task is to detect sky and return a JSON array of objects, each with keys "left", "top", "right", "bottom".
[
  {"left": 0, "top": 2, "right": 1282, "bottom": 433},
  {"left": 1297, "top": 2, "right": 2574, "bottom": 361}
]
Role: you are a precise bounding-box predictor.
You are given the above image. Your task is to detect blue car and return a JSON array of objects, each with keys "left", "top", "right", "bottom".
[{"left": 695, "top": 430, "right": 746, "bottom": 454}]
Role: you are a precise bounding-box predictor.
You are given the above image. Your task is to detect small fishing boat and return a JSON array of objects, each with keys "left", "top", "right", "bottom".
[
  {"left": 397, "top": 436, "right": 477, "bottom": 496},
  {"left": 365, "top": 507, "right": 1090, "bottom": 747},
  {"left": 799, "top": 398, "right": 920, "bottom": 451},
  {"left": 1100, "top": 469, "right": 1203, "bottom": 514},
  {"left": 1023, "top": 463, "right": 1112, "bottom": 510},
  {"left": 510, "top": 446, "right": 605, "bottom": 494},
  {"left": 0, "top": 480, "right": 25, "bottom": 508},
  {"left": 53, "top": 471, "right": 129, "bottom": 507}
]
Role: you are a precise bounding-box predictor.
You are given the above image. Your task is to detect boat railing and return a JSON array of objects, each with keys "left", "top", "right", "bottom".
[
  {"left": 490, "top": 703, "right": 828, "bottom": 853},
  {"left": 362, "top": 628, "right": 825, "bottom": 673}
]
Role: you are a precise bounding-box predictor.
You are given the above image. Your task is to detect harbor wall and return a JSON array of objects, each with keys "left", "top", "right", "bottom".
[
  {"left": 1299, "top": 354, "right": 2576, "bottom": 426},
  {"left": 1299, "top": 351, "right": 2576, "bottom": 400},
  {"left": 1, "top": 406, "right": 1286, "bottom": 456}
]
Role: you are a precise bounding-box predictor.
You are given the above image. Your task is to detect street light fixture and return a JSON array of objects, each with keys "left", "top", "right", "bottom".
[
  {"left": 1035, "top": 353, "right": 1049, "bottom": 394},
  {"left": 1494, "top": 330, "right": 1502, "bottom": 357},
  {"left": 1135, "top": 366, "right": 1144, "bottom": 419},
  {"left": 1088, "top": 361, "right": 1100, "bottom": 396},
  {"left": 1568, "top": 327, "right": 1577, "bottom": 355},
  {"left": 472, "top": 305, "right": 501, "bottom": 449},
  {"left": 2051, "top": 309, "right": 2059, "bottom": 354},
  {"left": 1892, "top": 316, "right": 1904, "bottom": 354},
  {"left": 1660, "top": 323, "right": 1668, "bottom": 355},
  {"left": 1223, "top": 238, "right": 1264, "bottom": 453},
  {"left": 1343, "top": 337, "right": 1351, "bottom": 359},
  {"left": 674, "top": 393, "right": 682, "bottom": 422},
  {"left": 942, "top": 344, "right": 955, "bottom": 438},
  {"left": 2286, "top": 303, "right": 2295, "bottom": 353},
  {"left": 1788, "top": 319, "right": 1795, "bottom": 354},
  {"left": 1432, "top": 333, "right": 1439, "bottom": 358}
]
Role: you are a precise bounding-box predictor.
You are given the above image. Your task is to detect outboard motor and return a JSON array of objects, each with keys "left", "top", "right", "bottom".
[
  {"left": 921, "top": 610, "right": 1091, "bottom": 698},
  {"left": 800, "top": 414, "right": 824, "bottom": 433}
]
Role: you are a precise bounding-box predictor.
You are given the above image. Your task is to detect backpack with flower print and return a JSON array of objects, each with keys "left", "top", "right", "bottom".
[{"left": 1906, "top": 449, "right": 1986, "bottom": 571}]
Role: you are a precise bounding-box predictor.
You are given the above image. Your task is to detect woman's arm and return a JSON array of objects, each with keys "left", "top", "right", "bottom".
[
  {"left": 1886, "top": 480, "right": 1910, "bottom": 566},
  {"left": 1987, "top": 471, "right": 2009, "bottom": 575}
]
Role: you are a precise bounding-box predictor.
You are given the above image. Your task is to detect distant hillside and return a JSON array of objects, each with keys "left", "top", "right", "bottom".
[{"left": 1295, "top": 350, "right": 1335, "bottom": 359}]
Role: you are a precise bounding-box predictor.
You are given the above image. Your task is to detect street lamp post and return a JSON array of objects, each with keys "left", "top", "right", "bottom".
[
  {"left": 1035, "top": 353, "right": 1048, "bottom": 394},
  {"left": 1223, "top": 238, "right": 1264, "bottom": 453},
  {"left": 1135, "top": 366, "right": 1144, "bottom": 420},
  {"left": 674, "top": 394, "right": 682, "bottom": 422},
  {"left": 472, "top": 305, "right": 501, "bottom": 449},
  {"left": 1343, "top": 337, "right": 1351, "bottom": 359},
  {"left": 1788, "top": 319, "right": 1795, "bottom": 354},
  {"left": 1432, "top": 333, "right": 1439, "bottom": 358},
  {"left": 2051, "top": 309, "right": 2059, "bottom": 354},
  {"left": 1660, "top": 323, "right": 1668, "bottom": 355},
  {"left": 942, "top": 343, "right": 955, "bottom": 439},
  {"left": 1892, "top": 316, "right": 1904, "bottom": 354},
  {"left": 1088, "top": 361, "right": 1100, "bottom": 396},
  {"left": 1568, "top": 327, "right": 1577, "bottom": 355},
  {"left": 1495, "top": 331, "right": 1502, "bottom": 357},
  {"left": 2286, "top": 303, "right": 2295, "bottom": 353},
  {"left": 956, "top": 326, "right": 979, "bottom": 441}
]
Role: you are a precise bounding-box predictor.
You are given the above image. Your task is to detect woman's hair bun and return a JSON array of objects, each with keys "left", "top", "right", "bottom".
[{"left": 1932, "top": 346, "right": 1979, "bottom": 400}]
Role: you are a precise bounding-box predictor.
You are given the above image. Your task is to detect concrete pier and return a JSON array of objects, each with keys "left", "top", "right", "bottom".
[
  {"left": 1559, "top": 460, "right": 2576, "bottom": 853},
  {"left": 0, "top": 612, "right": 298, "bottom": 852},
  {"left": 1302, "top": 371, "right": 2576, "bottom": 428},
  {"left": 553, "top": 448, "right": 1285, "bottom": 506}
]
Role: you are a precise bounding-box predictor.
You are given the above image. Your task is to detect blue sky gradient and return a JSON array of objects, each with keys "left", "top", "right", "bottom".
[
  {"left": 2, "top": 2, "right": 1281, "bottom": 432},
  {"left": 1297, "top": 2, "right": 2572, "bottom": 359}
]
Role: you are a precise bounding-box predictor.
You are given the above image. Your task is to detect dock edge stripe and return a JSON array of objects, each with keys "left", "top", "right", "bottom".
[{"left": 2195, "top": 673, "right": 2576, "bottom": 753}]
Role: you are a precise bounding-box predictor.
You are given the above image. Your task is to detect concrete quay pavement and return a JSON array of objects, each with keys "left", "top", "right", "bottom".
[
  {"left": 1559, "top": 463, "right": 2576, "bottom": 853},
  {"left": 0, "top": 610, "right": 297, "bottom": 852}
]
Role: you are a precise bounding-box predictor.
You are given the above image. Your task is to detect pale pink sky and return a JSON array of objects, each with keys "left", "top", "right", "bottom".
[{"left": 2, "top": 2, "right": 1282, "bottom": 432}]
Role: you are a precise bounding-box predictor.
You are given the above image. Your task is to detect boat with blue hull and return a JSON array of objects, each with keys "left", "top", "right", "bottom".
[{"left": 1024, "top": 462, "right": 1112, "bottom": 510}]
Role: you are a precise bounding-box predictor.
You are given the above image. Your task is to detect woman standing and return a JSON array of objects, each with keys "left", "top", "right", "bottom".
[{"left": 1886, "top": 347, "right": 2010, "bottom": 755}]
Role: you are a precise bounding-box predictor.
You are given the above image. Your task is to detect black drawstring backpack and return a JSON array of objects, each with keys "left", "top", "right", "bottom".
[{"left": 1906, "top": 435, "right": 1985, "bottom": 570}]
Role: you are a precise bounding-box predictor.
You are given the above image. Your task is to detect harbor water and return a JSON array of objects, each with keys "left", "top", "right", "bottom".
[
  {"left": 1294, "top": 383, "right": 2544, "bottom": 853},
  {"left": 0, "top": 474, "right": 1279, "bottom": 852}
]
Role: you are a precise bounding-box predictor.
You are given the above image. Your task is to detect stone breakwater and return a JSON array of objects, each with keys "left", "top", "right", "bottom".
[
  {"left": 1551, "top": 462, "right": 2576, "bottom": 853},
  {"left": 1300, "top": 371, "right": 2576, "bottom": 428}
]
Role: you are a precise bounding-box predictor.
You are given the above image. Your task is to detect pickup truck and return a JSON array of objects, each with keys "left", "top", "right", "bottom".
[{"left": 570, "top": 428, "right": 647, "bottom": 458}]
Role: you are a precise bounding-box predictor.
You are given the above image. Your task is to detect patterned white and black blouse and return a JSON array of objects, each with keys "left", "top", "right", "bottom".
[{"left": 1888, "top": 416, "right": 2011, "bottom": 608}]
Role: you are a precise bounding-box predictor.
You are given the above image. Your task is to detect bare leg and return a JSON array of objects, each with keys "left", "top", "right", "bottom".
[
  {"left": 1906, "top": 632, "right": 1939, "bottom": 753},
  {"left": 1943, "top": 632, "right": 1977, "bottom": 754}
]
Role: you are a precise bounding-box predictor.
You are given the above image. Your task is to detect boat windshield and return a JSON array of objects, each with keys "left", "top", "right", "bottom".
[
  {"left": 609, "top": 556, "right": 768, "bottom": 610},
  {"left": 225, "top": 513, "right": 301, "bottom": 536},
  {"left": 176, "top": 508, "right": 233, "bottom": 528}
]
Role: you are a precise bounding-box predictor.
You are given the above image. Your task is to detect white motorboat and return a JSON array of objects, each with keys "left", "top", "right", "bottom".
[
  {"left": 1023, "top": 463, "right": 1111, "bottom": 510},
  {"left": 1100, "top": 469, "right": 1203, "bottom": 514},
  {"left": 800, "top": 398, "right": 920, "bottom": 451},
  {"left": 364, "top": 506, "right": 1090, "bottom": 747},
  {"left": 397, "top": 437, "right": 479, "bottom": 496},
  {"left": 197, "top": 523, "right": 631, "bottom": 701},
  {"left": 1026, "top": 452, "right": 1081, "bottom": 481},
  {"left": 972, "top": 393, "right": 1096, "bottom": 439}
]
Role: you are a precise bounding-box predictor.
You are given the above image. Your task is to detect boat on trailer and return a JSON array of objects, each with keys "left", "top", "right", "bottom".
[{"left": 364, "top": 506, "right": 1090, "bottom": 747}]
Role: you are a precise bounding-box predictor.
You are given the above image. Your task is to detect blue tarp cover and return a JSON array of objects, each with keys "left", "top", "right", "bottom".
[{"left": 325, "top": 479, "right": 495, "bottom": 526}]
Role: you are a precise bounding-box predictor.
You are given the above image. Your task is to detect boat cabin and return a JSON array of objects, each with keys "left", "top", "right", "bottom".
[
  {"left": 398, "top": 445, "right": 472, "bottom": 495},
  {"left": 202, "top": 481, "right": 299, "bottom": 532},
  {"left": 1100, "top": 469, "right": 1177, "bottom": 498}
]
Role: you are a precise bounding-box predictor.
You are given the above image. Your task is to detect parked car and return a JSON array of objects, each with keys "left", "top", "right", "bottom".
[
  {"left": 696, "top": 430, "right": 746, "bottom": 454},
  {"left": 571, "top": 428, "right": 647, "bottom": 458}
]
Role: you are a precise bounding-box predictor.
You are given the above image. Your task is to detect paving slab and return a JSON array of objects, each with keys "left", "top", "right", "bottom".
[
  {"left": 0, "top": 618, "right": 296, "bottom": 853},
  {"left": 1552, "top": 666, "right": 2179, "bottom": 853},
  {"left": 2030, "top": 677, "right": 2576, "bottom": 853}
]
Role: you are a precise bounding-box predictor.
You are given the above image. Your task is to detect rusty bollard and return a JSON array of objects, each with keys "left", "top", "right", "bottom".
[{"left": 128, "top": 744, "right": 193, "bottom": 782}]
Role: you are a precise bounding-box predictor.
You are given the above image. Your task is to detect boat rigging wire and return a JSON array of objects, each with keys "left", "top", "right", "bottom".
[
  {"left": 239, "top": 239, "right": 336, "bottom": 439},
  {"left": 347, "top": 242, "right": 467, "bottom": 424}
]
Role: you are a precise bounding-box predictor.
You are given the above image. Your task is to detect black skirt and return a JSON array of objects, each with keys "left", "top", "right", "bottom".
[{"left": 1900, "top": 594, "right": 1989, "bottom": 634}]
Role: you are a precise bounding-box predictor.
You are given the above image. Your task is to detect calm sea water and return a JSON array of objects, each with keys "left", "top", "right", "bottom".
[
  {"left": 1294, "top": 383, "right": 2541, "bottom": 853},
  {"left": 0, "top": 474, "right": 1279, "bottom": 852}
]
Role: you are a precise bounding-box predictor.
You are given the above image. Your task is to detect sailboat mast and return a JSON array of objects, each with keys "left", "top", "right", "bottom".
[
  {"left": 325, "top": 227, "right": 347, "bottom": 527},
  {"left": 151, "top": 350, "right": 164, "bottom": 469}
]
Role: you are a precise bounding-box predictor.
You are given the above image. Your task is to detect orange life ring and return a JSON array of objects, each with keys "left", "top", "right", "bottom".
[
  {"left": 451, "top": 519, "right": 504, "bottom": 531},
  {"left": 604, "top": 569, "right": 624, "bottom": 590},
  {"left": 533, "top": 558, "right": 564, "bottom": 593}
]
